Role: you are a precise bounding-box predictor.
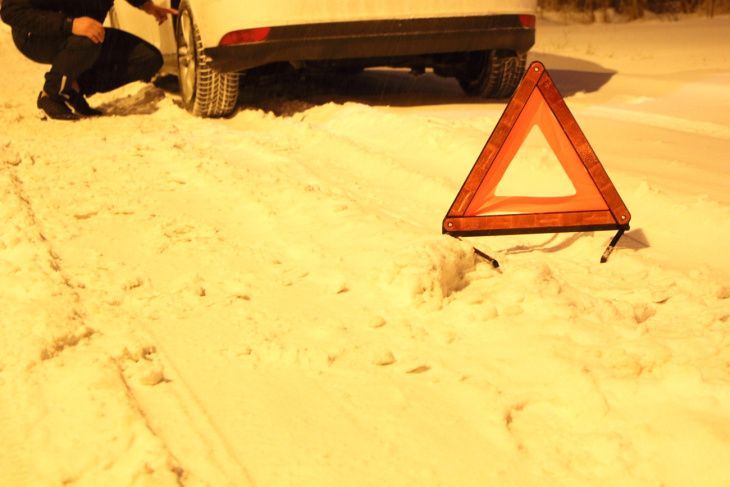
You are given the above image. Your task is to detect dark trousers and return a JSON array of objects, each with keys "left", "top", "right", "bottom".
[{"left": 12, "top": 27, "right": 163, "bottom": 96}]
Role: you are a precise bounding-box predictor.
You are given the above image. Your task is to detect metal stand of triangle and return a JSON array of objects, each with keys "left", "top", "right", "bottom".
[{"left": 443, "top": 61, "right": 631, "bottom": 263}]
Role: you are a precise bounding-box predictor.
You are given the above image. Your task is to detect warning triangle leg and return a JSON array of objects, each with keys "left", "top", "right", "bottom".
[
  {"left": 472, "top": 245, "right": 500, "bottom": 269},
  {"left": 454, "top": 237, "right": 500, "bottom": 268},
  {"left": 600, "top": 227, "right": 627, "bottom": 263}
]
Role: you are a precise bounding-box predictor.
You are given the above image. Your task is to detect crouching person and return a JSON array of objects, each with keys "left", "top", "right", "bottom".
[{"left": 1, "top": 0, "right": 177, "bottom": 120}]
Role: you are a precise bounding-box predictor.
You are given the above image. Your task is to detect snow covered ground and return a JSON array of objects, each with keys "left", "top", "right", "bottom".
[{"left": 1, "top": 12, "right": 729, "bottom": 487}]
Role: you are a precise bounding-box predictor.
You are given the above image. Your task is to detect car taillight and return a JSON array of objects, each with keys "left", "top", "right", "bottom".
[
  {"left": 519, "top": 15, "right": 536, "bottom": 28},
  {"left": 219, "top": 27, "right": 272, "bottom": 46}
]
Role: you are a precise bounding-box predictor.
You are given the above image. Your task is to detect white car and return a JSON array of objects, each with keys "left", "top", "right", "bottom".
[{"left": 109, "top": 0, "right": 536, "bottom": 117}]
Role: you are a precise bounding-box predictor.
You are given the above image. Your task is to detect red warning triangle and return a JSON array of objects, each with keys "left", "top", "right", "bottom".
[{"left": 443, "top": 61, "right": 631, "bottom": 244}]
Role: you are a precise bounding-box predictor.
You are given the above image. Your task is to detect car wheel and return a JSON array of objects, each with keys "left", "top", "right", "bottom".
[
  {"left": 176, "top": 1, "right": 239, "bottom": 117},
  {"left": 458, "top": 50, "right": 526, "bottom": 99}
]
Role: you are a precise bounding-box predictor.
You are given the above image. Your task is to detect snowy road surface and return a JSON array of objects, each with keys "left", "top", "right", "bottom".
[{"left": 1, "top": 14, "right": 729, "bottom": 487}]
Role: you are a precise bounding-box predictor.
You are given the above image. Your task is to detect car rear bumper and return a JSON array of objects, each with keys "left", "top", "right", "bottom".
[{"left": 204, "top": 15, "right": 535, "bottom": 72}]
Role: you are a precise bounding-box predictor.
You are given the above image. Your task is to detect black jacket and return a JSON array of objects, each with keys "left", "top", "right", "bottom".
[{"left": 1, "top": 0, "right": 148, "bottom": 35}]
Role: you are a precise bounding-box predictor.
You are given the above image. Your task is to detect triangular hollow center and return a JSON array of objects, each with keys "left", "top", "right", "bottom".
[
  {"left": 464, "top": 88, "right": 609, "bottom": 216},
  {"left": 494, "top": 124, "right": 577, "bottom": 198}
]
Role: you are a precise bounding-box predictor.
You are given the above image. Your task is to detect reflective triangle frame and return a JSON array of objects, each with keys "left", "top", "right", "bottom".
[{"left": 443, "top": 62, "right": 631, "bottom": 262}]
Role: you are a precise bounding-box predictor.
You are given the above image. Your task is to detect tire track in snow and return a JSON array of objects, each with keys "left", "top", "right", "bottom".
[
  {"left": 222, "top": 104, "right": 468, "bottom": 238},
  {"left": 0, "top": 159, "right": 89, "bottom": 367},
  {"left": 122, "top": 331, "right": 258, "bottom": 487},
  {"left": 0, "top": 161, "right": 79, "bottom": 486},
  {"left": 0, "top": 122, "right": 262, "bottom": 485},
  {"left": 583, "top": 106, "right": 730, "bottom": 140},
  {"left": 0, "top": 156, "right": 185, "bottom": 486}
]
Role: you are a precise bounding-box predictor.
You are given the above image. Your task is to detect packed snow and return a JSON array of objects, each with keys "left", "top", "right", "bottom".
[{"left": 1, "top": 12, "right": 729, "bottom": 487}]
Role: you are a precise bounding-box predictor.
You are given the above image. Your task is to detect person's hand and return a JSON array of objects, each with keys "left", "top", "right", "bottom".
[
  {"left": 72, "top": 16, "right": 105, "bottom": 44},
  {"left": 141, "top": 1, "right": 179, "bottom": 24}
]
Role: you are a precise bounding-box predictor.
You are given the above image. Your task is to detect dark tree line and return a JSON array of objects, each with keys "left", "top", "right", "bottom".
[{"left": 538, "top": 0, "right": 726, "bottom": 20}]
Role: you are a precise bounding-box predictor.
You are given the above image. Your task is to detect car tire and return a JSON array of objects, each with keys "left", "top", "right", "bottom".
[
  {"left": 176, "top": 1, "right": 239, "bottom": 117},
  {"left": 458, "top": 50, "right": 526, "bottom": 99}
]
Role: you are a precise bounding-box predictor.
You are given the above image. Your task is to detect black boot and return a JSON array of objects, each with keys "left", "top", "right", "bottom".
[
  {"left": 63, "top": 90, "right": 103, "bottom": 117},
  {"left": 37, "top": 92, "right": 78, "bottom": 121}
]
